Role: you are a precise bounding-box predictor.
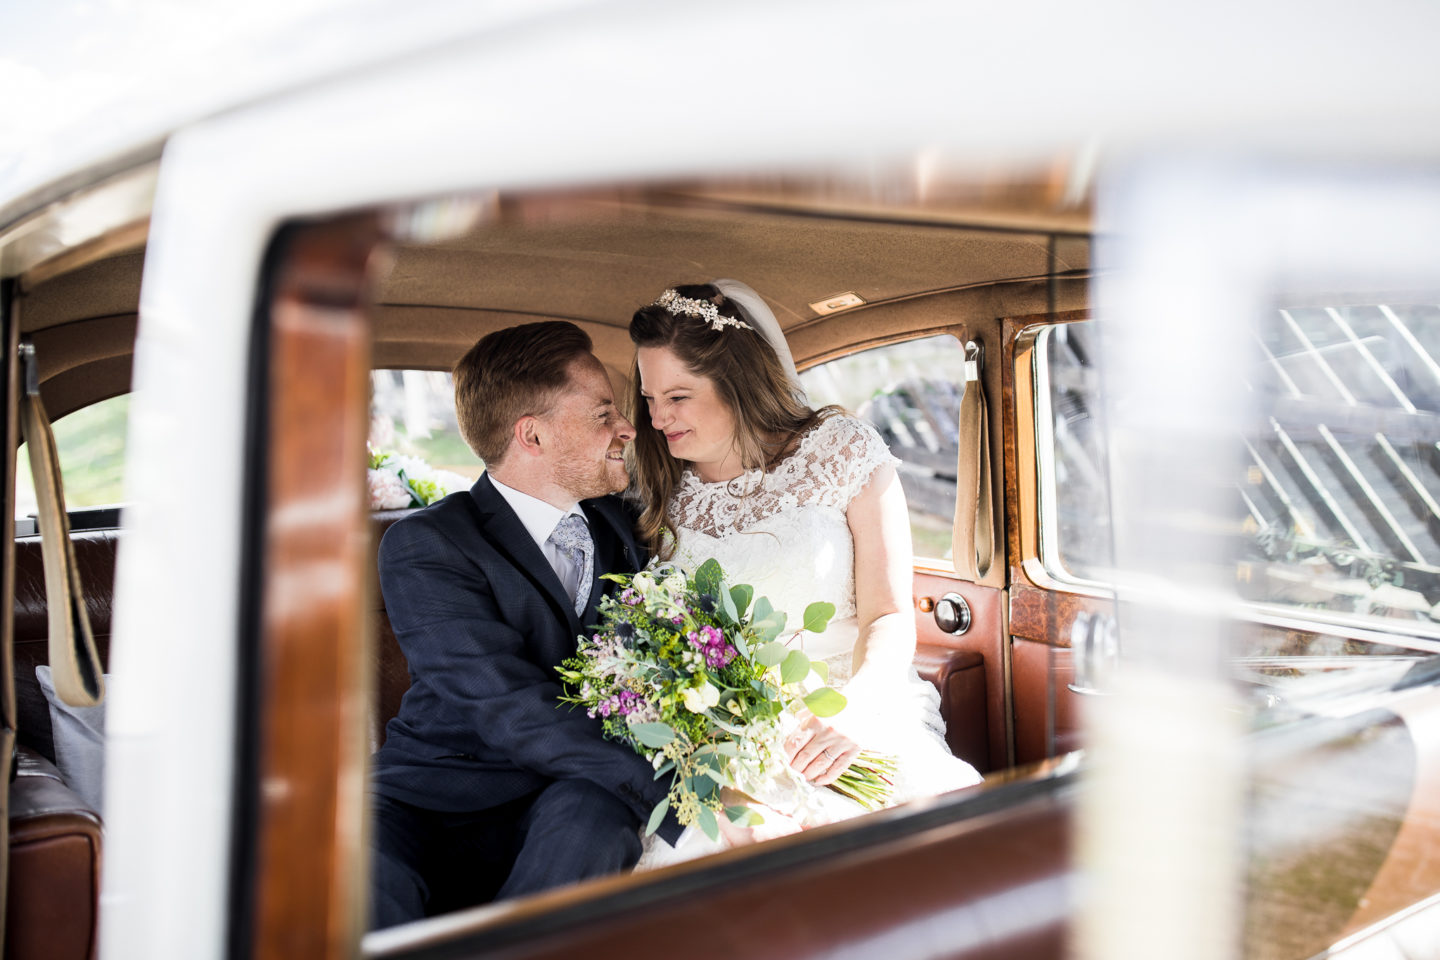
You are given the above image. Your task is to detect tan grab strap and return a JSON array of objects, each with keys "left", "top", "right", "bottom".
[
  {"left": 18, "top": 343, "right": 104, "bottom": 707},
  {"left": 953, "top": 340, "right": 994, "bottom": 583}
]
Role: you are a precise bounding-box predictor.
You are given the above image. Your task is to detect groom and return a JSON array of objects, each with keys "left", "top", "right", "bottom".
[{"left": 369, "top": 321, "right": 680, "bottom": 929}]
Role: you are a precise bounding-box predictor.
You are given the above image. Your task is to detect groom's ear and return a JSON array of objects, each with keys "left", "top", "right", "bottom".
[{"left": 513, "top": 415, "right": 544, "bottom": 457}]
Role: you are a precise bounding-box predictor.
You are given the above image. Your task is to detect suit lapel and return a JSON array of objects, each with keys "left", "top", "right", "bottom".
[
  {"left": 579, "top": 498, "right": 643, "bottom": 628},
  {"left": 470, "top": 475, "right": 579, "bottom": 635}
]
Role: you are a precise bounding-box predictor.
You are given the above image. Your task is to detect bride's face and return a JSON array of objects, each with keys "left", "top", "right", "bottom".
[{"left": 637, "top": 346, "right": 740, "bottom": 477}]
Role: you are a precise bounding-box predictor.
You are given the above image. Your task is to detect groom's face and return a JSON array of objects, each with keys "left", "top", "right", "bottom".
[{"left": 542, "top": 356, "right": 635, "bottom": 500}]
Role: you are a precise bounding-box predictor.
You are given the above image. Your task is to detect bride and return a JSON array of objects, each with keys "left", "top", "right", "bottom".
[{"left": 626, "top": 280, "right": 982, "bottom": 865}]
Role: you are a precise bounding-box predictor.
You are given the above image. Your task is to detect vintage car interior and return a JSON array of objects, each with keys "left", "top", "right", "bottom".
[{"left": 4, "top": 168, "right": 1440, "bottom": 960}]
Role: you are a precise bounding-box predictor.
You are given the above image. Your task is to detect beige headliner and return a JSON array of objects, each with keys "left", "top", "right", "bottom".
[{"left": 15, "top": 179, "right": 1091, "bottom": 419}]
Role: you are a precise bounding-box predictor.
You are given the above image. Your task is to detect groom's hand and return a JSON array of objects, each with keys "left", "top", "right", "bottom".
[{"left": 785, "top": 711, "right": 861, "bottom": 786}]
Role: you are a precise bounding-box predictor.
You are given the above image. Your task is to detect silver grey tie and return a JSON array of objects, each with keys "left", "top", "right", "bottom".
[{"left": 548, "top": 514, "right": 594, "bottom": 616}]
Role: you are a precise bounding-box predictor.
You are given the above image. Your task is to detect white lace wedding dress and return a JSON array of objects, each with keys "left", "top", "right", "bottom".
[{"left": 637, "top": 414, "right": 983, "bottom": 867}]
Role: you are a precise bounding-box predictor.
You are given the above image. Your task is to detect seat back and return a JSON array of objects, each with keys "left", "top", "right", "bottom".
[
  {"left": 6, "top": 748, "right": 101, "bottom": 960},
  {"left": 369, "top": 510, "right": 413, "bottom": 749},
  {"left": 12, "top": 532, "right": 117, "bottom": 764}
]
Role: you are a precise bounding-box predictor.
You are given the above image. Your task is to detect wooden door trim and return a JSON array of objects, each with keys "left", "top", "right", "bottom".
[{"left": 236, "top": 215, "right": 383, "bottom": 959}]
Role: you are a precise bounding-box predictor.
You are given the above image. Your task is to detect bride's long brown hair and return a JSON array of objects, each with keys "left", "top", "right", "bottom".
[{"left": 627, "top": 283, "right": 836, "bottom": 558}]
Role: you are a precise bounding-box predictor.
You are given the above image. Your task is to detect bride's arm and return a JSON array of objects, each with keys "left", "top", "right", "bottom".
[
  {"left": 846, "top": 462, "right": 919, "bottom": 691},
  {"left": 785, "top": 463, "right": 915, "bottom": 786}
]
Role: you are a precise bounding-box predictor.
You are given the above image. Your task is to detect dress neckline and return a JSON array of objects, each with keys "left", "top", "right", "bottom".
[{"left": 681, "top": 415, "right": 835, "bottom": 490}]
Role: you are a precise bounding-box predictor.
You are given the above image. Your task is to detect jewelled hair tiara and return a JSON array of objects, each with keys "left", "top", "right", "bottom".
[{"left": 652, "top": 289, "right": 753, "bottom": 332}]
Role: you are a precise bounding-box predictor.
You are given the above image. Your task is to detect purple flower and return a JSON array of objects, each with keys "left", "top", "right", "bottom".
[
  {"left": 620, "top": 588, "right": 640, "bottom": 605},
  {"left": 614, "top": 690, "right": 647, "bottom": 716},
  {"left": 686, "top": 624, "right": 736, "bottom": 668}
]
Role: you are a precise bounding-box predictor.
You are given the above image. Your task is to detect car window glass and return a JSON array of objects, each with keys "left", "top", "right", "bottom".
[
  {"left": 1033, "top": 322, "right": 1112, "bottom": 581},
  {"left": 1035, "top": 308, "right": 1440, "bottom": 636},
  {"left": 368, "top": 370, "right": 482, "bottom": 508},
  {"left": 800, "top": 334, "right": 967, "bottom": 563},
  {"left": 14, "top": 393, "right": 129, "bottom": 522}
]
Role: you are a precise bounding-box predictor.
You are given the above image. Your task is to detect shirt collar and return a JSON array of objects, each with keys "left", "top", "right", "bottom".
[{"left": 488, "top": 474, "right": 585, "bottom": 550}]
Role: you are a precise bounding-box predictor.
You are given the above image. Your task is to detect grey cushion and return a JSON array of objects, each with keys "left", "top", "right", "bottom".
[{"left": 34, "top": 665, "right": 107, "bottom": 815}]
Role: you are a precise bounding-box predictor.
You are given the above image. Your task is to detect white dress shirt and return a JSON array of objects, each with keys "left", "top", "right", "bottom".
[{"left": 489, "top": 475, "right": 588, "bottom": 605}]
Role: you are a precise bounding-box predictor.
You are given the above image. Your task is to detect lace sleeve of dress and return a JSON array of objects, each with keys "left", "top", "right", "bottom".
[{"left": 813, "top": 414, "right": 900, "bottom": 507}]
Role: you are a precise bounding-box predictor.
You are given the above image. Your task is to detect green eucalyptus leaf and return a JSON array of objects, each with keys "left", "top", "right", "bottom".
[
  {"left": 646, "top": 798, "right": 669, "bottom": 836},
  {"left": 631, "top": 722, "right": 675, "bottom": 748},
  {"left": 653, "top": 759, "right": 675, "bottom": 780},
  {"left": 753, "top": 612, "right": 787, "bottom": 643},
  {"left": 697, "top": 805, "right": 720, "bottom": 841},
  {"left": 730, "top": 584, "right": 754, "bottom": 618},
  {"left": 718, "top": 587, "right": 738, "bottom": 624},
  {"left": 780, "top": 649, "right": 811, "bottom": 685},
  {"left": 810, "top": 659, "right": 829, "bottom": 682},
  {"left": 715, "top": 741, "right": 739, "bottom": 757},
  {"left": 802, "top": 601, "right": 837, "bottom": 633},
  {"left": 802, "top": 687, "right": 848, "bottom": 718},
  {"left": 730, "top": 626, "right": 751, "bottom": 659},
  {"left": 725, "top": 804, "right": 762, "bottom": 826},
  {"left": 754, "top": 641, "right": 788, "bottom": 667},
  {"left": 694, "top": 558, "right": 723, "bottom": 600}
]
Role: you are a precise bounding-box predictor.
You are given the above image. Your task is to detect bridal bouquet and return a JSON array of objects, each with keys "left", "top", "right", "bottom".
[{"left": 557, "top": 559, "right": 896, "bottom": 841}]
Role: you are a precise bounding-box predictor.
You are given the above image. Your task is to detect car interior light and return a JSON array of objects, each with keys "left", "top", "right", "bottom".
[{"left": 809, "top": 292, "right": 865, "bottom": 315}]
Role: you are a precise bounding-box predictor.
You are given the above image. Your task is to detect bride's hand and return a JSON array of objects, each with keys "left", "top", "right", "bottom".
[
  {"left": 784, "top": 710, "right": 861, "bottom": 786},
  {"left": 715, "top": 788, "right": 804, "bottom": 847}
]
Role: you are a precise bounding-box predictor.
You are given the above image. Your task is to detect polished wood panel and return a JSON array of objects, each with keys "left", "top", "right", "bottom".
[
  {"left": 1001, "top": 313, "right": 1093, "bottom": 769},
  {"left": 373, "top": 778, "right": 1076, "bottom": 960},
  {"left": 1009, "top": 580, "right": 1112, "bottom": 648},
  {"left": 248, "top": 217, "right": 382, "bottom": 960},
  {"left": 1000, "top": 311, "right": 1088, "bottom": 593}
]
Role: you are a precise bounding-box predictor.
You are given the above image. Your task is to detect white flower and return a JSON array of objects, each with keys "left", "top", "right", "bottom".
[
  {"left": 431, "top": 468, "right": 473, "bottom": 496},
  {"left": 367, "top": 468, "right": 413, "bottom": 510},
  {"left": 632, "top": 572, "right": 656, "bottom": 595},
  {"left": 682, "top": 681, "right": 720, "bottom": 713}
]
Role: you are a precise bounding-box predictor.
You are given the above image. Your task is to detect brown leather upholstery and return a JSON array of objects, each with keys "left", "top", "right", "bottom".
[
  {"left": 913, "top": 646, "right": 989, "bottom": 773},
  {"left": 13, "top": 532, "right": 117, "bottom": 763},
  {"left": 7, "top": 746, "right": 101, "bottom": 960},
  {"left": 369, "top": 510, "right": 413, "bottom": 750},
  {"left": 1012, "top": 639, "right": 1082, "bottom": 765}
]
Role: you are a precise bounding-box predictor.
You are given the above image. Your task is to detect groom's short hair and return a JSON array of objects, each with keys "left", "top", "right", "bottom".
[{"left": 453, "top": 320, "right": 595, "bottom": 465}]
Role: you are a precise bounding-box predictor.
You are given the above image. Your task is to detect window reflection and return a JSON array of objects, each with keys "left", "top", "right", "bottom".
[
  {"left": 801, "top": 334, "right": 967, "bottom": 562},
  {"left": 1036, "top": 309, "right": 1440, "bottom": 636}
]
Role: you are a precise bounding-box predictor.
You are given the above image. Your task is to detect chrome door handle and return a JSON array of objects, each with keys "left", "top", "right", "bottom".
[
  {"left": 934, "top": 593, "right": 972, "bottom": 635},
  {"left": 1068, "top": 610, "right": 1120, "bottom": 695}
]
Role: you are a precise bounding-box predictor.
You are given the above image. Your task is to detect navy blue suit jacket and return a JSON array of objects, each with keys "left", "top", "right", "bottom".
[{"left": 373, "top": 473, "right": 681, "bottom": 843}]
